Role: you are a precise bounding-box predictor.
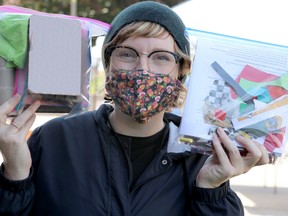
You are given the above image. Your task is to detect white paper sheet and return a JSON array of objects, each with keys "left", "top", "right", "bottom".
[{"left": 179, "top": 29, "right": 288, "bottom": 158}]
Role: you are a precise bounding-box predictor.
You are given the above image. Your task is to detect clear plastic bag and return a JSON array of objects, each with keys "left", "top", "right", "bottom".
[
  {"left": 0, "top": 58, "right": 15, "bottom": 105},
  {"left": 0, "top": 5, "right": 110, "bottom": 115},
  {"left": 178, "top": 28, "right": 288, "bottom": 164}
]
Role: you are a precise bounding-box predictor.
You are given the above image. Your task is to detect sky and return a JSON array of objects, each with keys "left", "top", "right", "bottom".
[{"left": 173, "top": 0, "right": 288, "bottom": 46}]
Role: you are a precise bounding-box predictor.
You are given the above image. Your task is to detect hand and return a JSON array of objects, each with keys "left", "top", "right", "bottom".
[
  {"left": 196, "top": 127, "right": 269, "bottom": 188},
  {"left": 0, "top": 95, "right": 40, "bottom": 180}
]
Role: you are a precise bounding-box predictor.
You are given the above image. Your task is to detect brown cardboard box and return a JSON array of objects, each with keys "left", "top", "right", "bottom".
[{"left": 28, "top": 15, "right": 88, "bottom": 96}]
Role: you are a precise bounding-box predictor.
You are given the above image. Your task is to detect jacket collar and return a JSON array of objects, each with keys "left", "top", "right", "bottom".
[{"left": 94, "top": 104, "right": 192, "bottom": 156}]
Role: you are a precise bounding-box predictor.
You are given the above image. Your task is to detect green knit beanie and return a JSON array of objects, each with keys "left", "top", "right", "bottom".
[{"left": 103, "top": 1, "right": 190, "bottom": 67}]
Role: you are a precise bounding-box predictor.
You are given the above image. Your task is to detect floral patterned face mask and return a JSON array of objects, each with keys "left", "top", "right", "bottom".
[{"left": 105, "top": 69, "right": 181, "bottom": 124}]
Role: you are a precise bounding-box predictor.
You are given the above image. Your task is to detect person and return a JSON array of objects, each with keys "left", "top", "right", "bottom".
[{"left": 0, "top": 1, "right": 269, "bottom": 215}]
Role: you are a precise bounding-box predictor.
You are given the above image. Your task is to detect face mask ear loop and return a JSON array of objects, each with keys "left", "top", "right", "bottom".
[
  {"left": 104, "top": 76, "right": 113, "bottom": 103},
  {"left": 104, "top": 71, "right": 112, "bottom": 86}
]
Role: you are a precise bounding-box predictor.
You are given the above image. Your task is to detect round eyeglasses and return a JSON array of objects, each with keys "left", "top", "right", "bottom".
[{"left": 105, "top": 46, "right": 181, "bottom": 75}]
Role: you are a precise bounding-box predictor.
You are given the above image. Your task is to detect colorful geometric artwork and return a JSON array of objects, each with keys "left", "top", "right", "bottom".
[{"left": 231, "top": 65, "right": 288, "bottom": 102}]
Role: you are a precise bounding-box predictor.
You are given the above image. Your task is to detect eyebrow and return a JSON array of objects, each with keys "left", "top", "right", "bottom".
[{"left": 118, "top": 45, "right": 176, "bottom": 54}]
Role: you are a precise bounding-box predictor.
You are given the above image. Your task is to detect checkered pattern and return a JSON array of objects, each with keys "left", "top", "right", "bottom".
[{"left": 207, "top": 80, "right": 230, "bottom": 105}]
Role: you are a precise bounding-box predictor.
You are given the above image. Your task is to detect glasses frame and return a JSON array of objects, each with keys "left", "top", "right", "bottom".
[{"left": 105, "top": 45, "right": 181, "bottom": 74}]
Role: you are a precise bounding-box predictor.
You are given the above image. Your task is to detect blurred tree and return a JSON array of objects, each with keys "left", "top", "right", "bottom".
[
  {"left": 1, "top": 0, "right": 187, "bottom": 23},
  {"left": 2, "top": 0, "right": 20, "bottom": 5}
]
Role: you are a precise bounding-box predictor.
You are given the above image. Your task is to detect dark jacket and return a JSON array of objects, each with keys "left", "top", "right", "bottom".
[{"left": 0, "top": 104, "right": 244, "bottom": 216}]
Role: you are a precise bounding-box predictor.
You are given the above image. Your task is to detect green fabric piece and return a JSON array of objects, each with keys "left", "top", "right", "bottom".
[
  {"left": 239, "top": 102, "right": 255, "bottom": 115},
  {"left": 239, "top": 74, "right": 288, "bottom": 91},
  {"left": 0, "top": 14, "right": 30, "bottom": 69}
]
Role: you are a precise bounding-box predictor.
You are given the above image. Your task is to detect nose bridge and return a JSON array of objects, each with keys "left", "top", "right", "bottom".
[{"left": 135, "top": 52, "right": 149, "bottom": 71}]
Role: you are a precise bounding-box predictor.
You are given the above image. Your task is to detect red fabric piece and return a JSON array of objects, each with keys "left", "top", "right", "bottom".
[
  {"left": 231, "top": 65, "right": 283, "bottom": 99},
  {"left": 215, "top": 109, "right": 226, "bottom": 121},
  {"left": 264, "top": 127, "right": 286, "bottom": 152}
]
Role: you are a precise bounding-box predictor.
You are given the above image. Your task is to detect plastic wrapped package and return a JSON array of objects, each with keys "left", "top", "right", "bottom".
[
  {"left": 0, "top": 58, "right": 15, "bottom": 105},
  {"left": 178, "top": 28, "right": 288, "bottom": 164},
  {"left": 0, "top": 6, "right": 110, "bottom": 115}
]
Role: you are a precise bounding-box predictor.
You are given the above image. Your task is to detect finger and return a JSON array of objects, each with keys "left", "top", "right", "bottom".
[
  {"left": 10, "top": 101, "right": 41, "bottom": 131},
  {"left": 254, "top": 142, "right": 269, "bottom": 165},
  {"left": 236, "top": 135, "right": 262, "bottom": 161},
  {"left": 216, "top": 127, "right": 241, "bottom": 165},
  {"left": 236, "top": 135, "right": 259, "bottom": 154},
  {"left": 236, "top": 135, "right": 263, "bottom": 170},
  {"left": 18, "top": 113, "right": 37, "bottom": 137},
  {"left": 212, "top": 132, "right": 230, "bottom": 165},
  {"left": 0, "top": 94, "right": 21, "bottom": 122}
]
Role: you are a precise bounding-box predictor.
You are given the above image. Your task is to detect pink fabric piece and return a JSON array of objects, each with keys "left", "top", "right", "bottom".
[
  {"left": 231, "top": 65, "right": 283, "bottom": 99},
  {"left": 0, "top": 5, "right": 111, "bottom": 28},
  {"left": 264, "top": 127, "right": 286, "bottom": 152}
]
